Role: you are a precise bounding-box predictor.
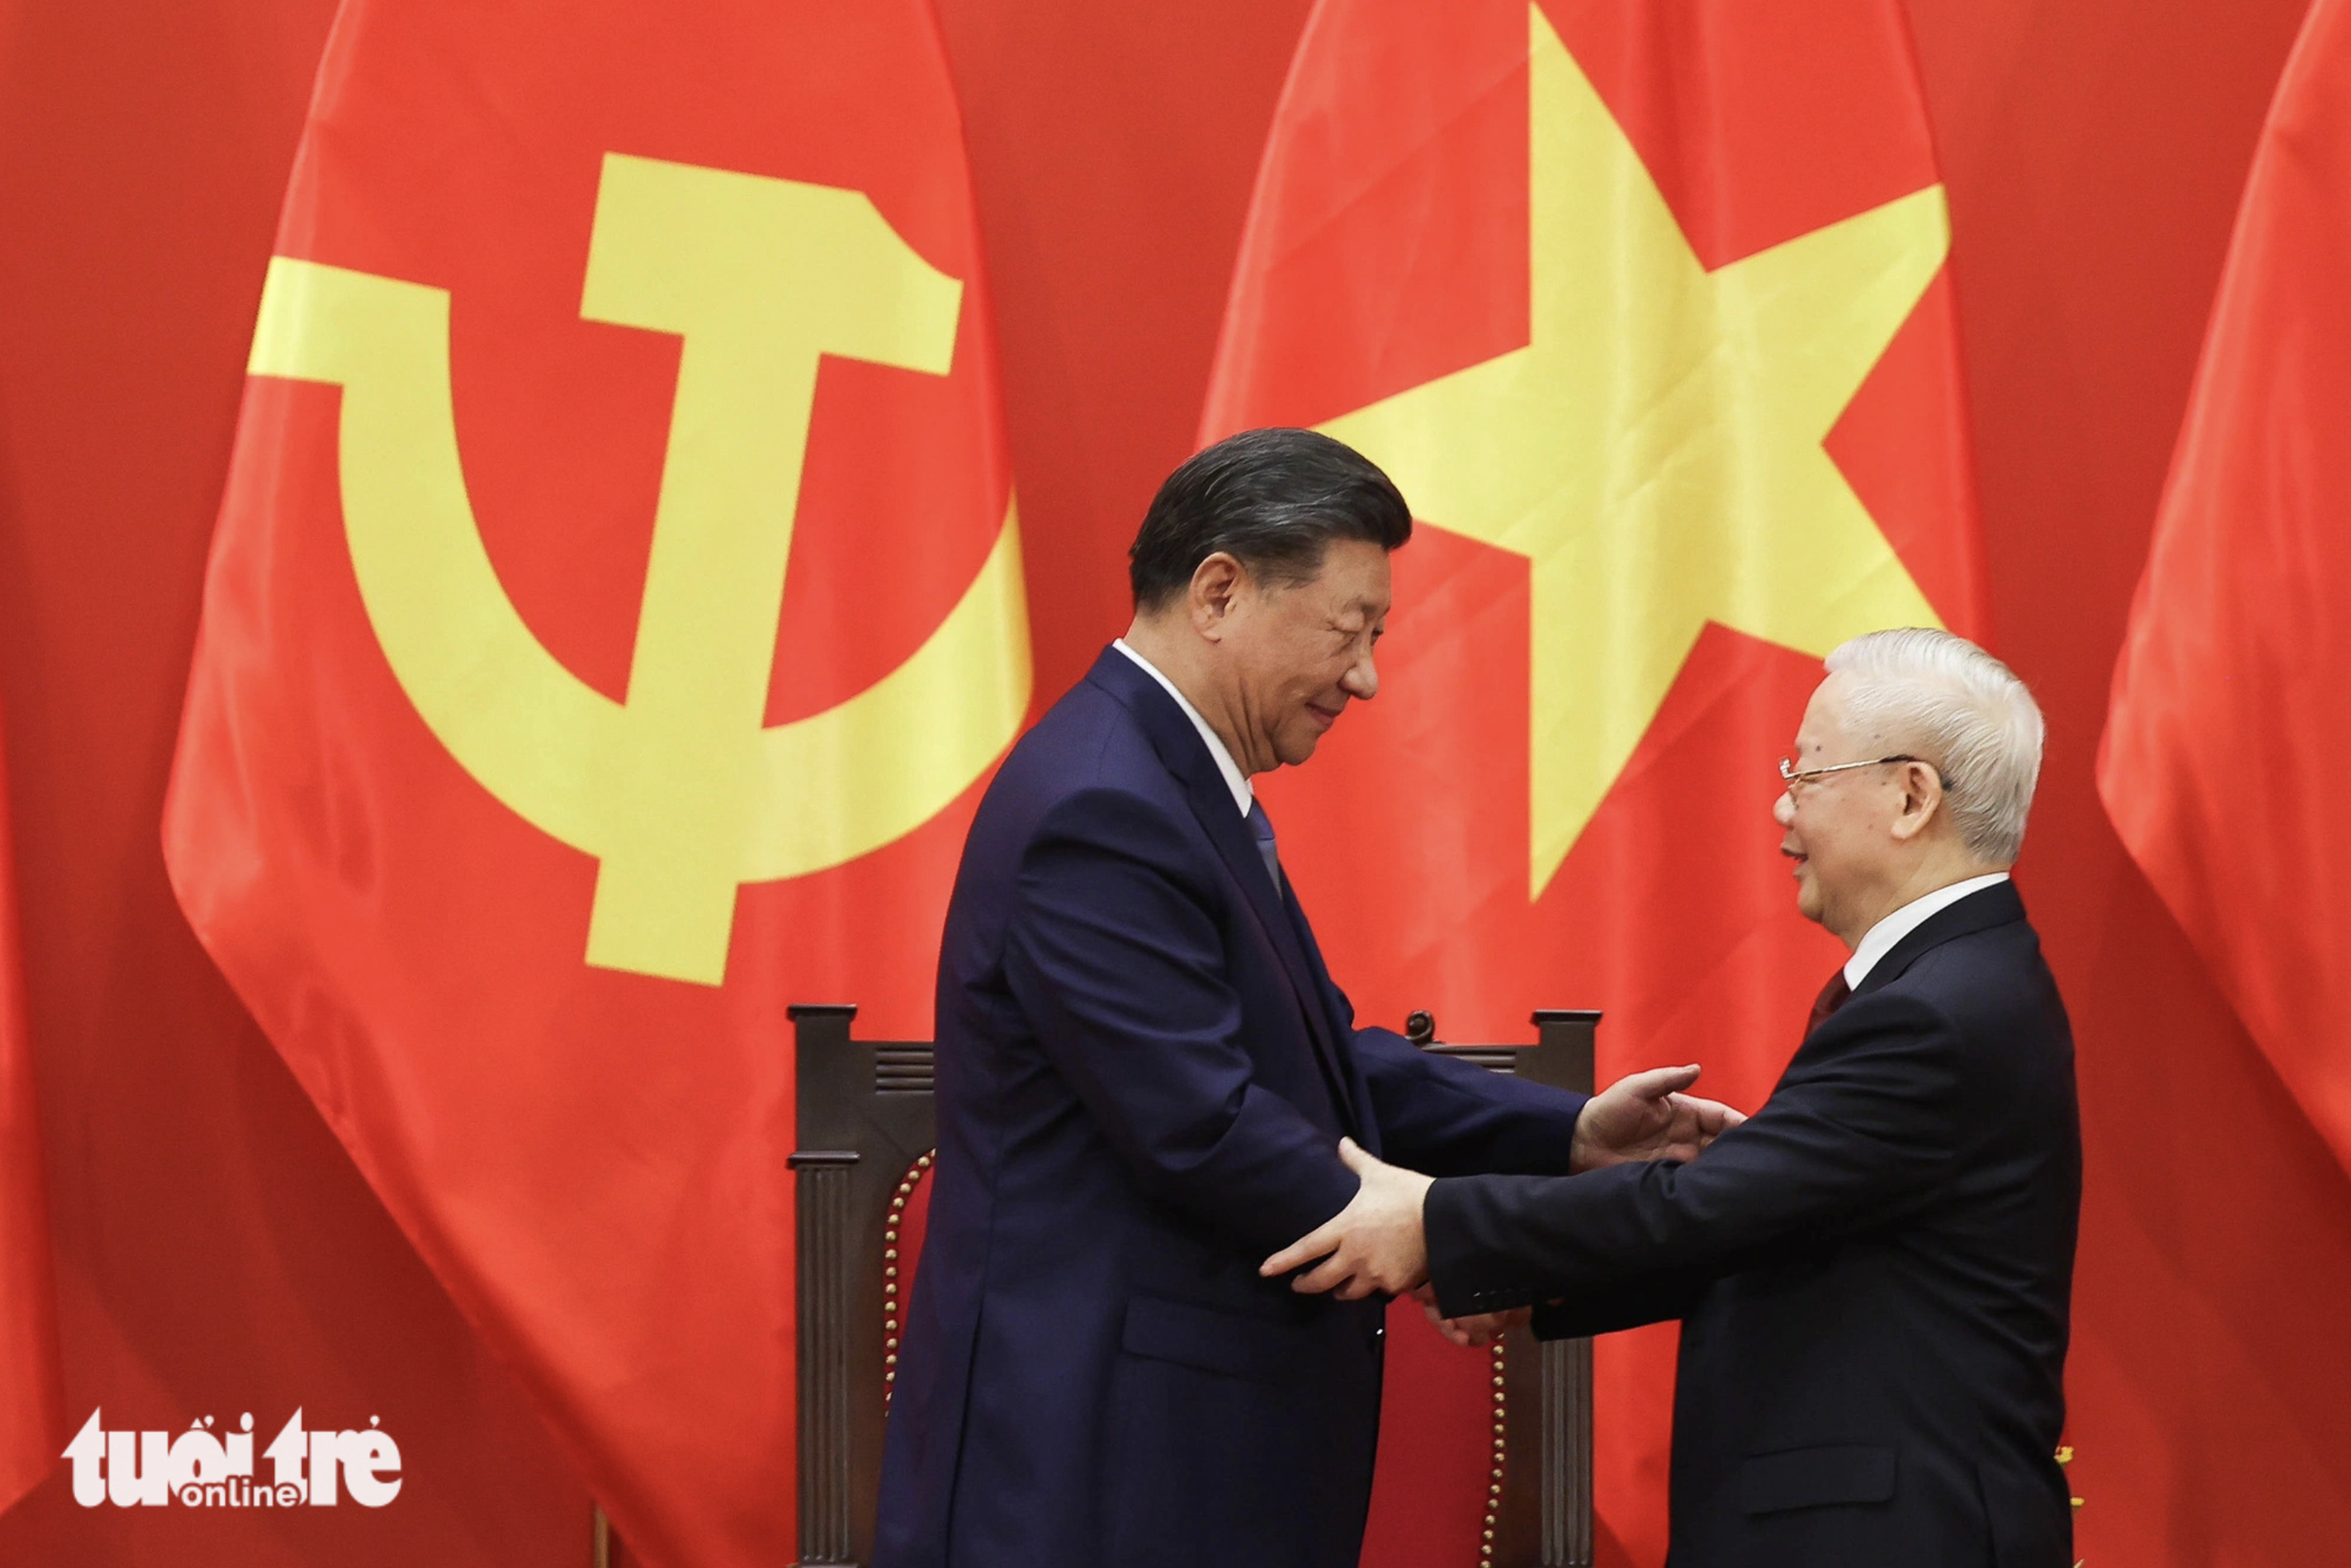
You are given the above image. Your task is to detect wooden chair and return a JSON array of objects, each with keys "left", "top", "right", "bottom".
[{"left": 787, "top": 1003, "right": 1601, "bottom": 1568}]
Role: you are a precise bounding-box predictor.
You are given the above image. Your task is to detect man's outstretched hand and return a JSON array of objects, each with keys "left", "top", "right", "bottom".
[
  {"left": 1260, "top": 1138, "right": 1432, "bottom": 1299},
  {"left": 1263, "top": 1071, "right": 1743, "bottom": 1299},
  {"left": 1569, "top": 1065, "right": 1747, "bottom": 1173}
]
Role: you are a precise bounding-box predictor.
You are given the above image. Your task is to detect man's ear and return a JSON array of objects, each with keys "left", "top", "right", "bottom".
[
  {"left": 1188, "top": 552, "right": 1246, "bottom": 641},
  {"left": 1888, "top": 760, "right": 1943, "bottom": 843}
]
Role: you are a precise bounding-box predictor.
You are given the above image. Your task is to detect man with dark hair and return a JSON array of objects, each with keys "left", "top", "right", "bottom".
[
  {"left": 1126, "top": 424, "right": 1416, "bottom": 609},
  {"left": 874, "top": 427, "right": 1740, "bottom": 1568}
]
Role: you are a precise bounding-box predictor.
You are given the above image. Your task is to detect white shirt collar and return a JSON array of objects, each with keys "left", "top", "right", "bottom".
[
  {"left": 1112, "top": 639, "right": 1254, "bottom": 817},
  {"left": 1844, "top": 872, "right": 2010, "bottom": 990}
]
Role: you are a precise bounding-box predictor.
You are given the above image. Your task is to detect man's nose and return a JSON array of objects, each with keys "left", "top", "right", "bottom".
[
  {"left": 1341, "top": 646, "right": 1379, "bottom": 701},
  {"left": 1772, "top": 790, "right": 1796, "bottom": 828}
]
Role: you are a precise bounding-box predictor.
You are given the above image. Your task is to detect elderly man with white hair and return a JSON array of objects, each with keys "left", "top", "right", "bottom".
[{"left": 1265, "top": 628, "right": 2081, "bottom": 1568}]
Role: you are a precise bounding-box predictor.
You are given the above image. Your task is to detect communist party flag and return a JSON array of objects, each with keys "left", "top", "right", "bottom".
[
  {"left": 0, "top": 706, "right": 64, "bottom": 1519},
  {"left": 161, "top": 2, "right": 1026, "bottom": 1562},
  {"left": 1203, "top": 1, "right": 1985, "bottom": 1560},
  {"left": 2102, "top": 0, "right": 2351, "bottom": 1177}
]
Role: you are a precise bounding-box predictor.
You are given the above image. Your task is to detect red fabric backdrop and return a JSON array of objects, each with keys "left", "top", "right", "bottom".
[{"left": 0, "top": 0, "right": 2345, "bottom": 1564}]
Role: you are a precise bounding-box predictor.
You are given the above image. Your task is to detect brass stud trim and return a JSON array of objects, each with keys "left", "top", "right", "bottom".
[
  {"left": 881, "top": 1150, "right": 936, "bottom": 1408},
  {"left": 1479, "top": 1339, "right": 1506, "bottom": 1566}
]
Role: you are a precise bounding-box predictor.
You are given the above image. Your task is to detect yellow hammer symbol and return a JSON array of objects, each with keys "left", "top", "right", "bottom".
[{"left": 248, "top": 152, "right": 1032, "bottom": 986}]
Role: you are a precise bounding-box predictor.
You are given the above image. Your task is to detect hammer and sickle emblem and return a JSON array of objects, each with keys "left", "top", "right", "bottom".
[{"left": 247, "top": 153, "right": 1032, "bottom": 985}]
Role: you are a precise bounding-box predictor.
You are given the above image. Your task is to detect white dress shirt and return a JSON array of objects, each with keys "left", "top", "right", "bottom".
[
  {"left": 1112, "top": 638, "right": 1253, "bottom": 817},
  {"left": 1844, "top": 872, "right": 2010, "bottom": 989}
]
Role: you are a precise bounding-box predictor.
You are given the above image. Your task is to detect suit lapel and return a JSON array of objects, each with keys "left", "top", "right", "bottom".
[
  {"left": 1176, "top": 762, "right": 1368, "bottom": 1138},
  {"left": 1085, "top": 648, "right": 1364, "bottom": 1133},
  {"left": 1278, "top": 888, "right": 1380, "bottom": 1153},
  {"left": 1853, "top": 880, "right": 2029, "bottom": 997}
]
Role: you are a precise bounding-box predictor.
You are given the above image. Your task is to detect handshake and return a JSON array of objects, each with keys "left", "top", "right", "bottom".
[{"left": 1259, "top": 1064, "right": 1746, "bottom": 1341}]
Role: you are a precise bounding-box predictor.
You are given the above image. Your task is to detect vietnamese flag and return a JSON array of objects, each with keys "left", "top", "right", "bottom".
[
  {"left": 161, "top": 2, "right": 1027, "bottom": 1564},
  {"left": 0, "top": 703, "right": 64, "bottom": 1519},
  {"left": 1203, "top": 1, "right": 1986, "bottom": 1560},
  {"left": 2102, "top": 0, "right": 2351, "bottom": 1178}
]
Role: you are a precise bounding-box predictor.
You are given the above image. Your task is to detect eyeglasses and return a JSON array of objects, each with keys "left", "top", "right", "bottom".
[{"left": 1778, "top": 754, "right": 1951, "bottom": 790}]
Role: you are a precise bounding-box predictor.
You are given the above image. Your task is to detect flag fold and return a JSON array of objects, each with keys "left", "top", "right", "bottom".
[{"left": 2101, "top": 0, "right": 2351, "bottom": 1179}]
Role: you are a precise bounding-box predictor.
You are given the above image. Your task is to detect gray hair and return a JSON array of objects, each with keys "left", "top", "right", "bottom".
[{"left": 1823, "top": 628, "right": 2044, "bottom": 865}]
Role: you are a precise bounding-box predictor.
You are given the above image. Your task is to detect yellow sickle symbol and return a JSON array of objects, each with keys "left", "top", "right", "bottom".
[{"left": 248, "top": 152, "right": 1032, "bottom": 986}]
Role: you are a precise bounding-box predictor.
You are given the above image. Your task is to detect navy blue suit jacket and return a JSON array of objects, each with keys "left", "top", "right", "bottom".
[
  {"left": 874, "top": 647, "right": 1590, "bottom": 1568},
  {"left": 1426, "top": 882, "right": 2081, "bottom": 1568}
]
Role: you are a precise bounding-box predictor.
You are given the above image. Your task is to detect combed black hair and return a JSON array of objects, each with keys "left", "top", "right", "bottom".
[{"left": 1128, "top": 427, "right": 1412, "bottom": 611}]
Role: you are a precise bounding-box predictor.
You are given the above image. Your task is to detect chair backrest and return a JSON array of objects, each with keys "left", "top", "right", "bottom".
[{"left": 787, "top": 1003, "right": 1601, "bottom": 1568}]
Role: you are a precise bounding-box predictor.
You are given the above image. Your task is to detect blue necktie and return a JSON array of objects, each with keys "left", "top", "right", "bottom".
[{"left": 1245, "top": 798, "right": 1283, "bottom": 893}]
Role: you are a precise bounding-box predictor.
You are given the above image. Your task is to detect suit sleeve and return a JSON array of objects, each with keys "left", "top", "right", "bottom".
[
  {"left": 1003, "top": 786, "right": 1357, "bottom": 1255},
  {"left": 1528, "top": 1274, "right": 1711, "bottom": 1340},
  {"left": 1294, "top": 916, "right": 1590, "bottom": 1175},
  {"left": 1425, "top": 991, "right": 1967, "bottom": 1321},
  {"left": 1349, "top": 1024, "right": 1589, "bottom": 1176}
]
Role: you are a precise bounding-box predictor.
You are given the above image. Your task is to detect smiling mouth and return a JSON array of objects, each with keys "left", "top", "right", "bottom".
[{"left": 1305, "top": 702, "right": 1344, "bottom": 730}]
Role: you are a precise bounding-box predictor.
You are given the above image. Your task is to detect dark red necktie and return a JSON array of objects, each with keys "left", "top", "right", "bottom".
[{"left": 1806, "top": 970, "right": 1852, "bottom": 1036}]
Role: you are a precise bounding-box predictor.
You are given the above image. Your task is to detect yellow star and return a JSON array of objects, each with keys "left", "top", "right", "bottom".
[{"left": 1321, "top": 4, "right": 1947, "bottom": 898}]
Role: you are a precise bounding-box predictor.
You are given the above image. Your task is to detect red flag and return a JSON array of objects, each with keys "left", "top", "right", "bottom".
[
  {"left": 161, "top": 3, "right": 1027, "bottom": 1563},
  {"left": 2101, "top": 0, "right": 2351, "bottom": 1176},
  {"left": 1203, "top": 1, "right": 1984, "bottom": 1559},
  {"left": 0, "top": 708, "right": 65, "bottom": 1518}
]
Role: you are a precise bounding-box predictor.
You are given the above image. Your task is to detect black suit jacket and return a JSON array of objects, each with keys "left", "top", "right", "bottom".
[{"left": 1426, "top": 882, "right": 2081, "bottom": 1568}]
